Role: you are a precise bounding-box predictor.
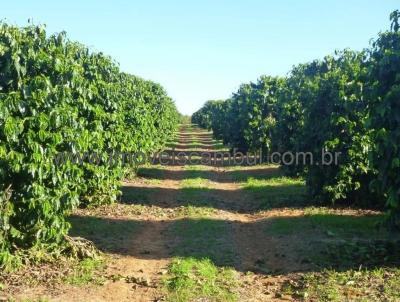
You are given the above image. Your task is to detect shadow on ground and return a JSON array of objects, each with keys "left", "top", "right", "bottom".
[
  {"left": 119, "top": 182, "right": 308, "bottom": 213},
  {"left": 137, "top": 166, "right": 281, "bottom": 182},
  {"left": 68, "top": 214, "right": 400, "bottom": 275}
]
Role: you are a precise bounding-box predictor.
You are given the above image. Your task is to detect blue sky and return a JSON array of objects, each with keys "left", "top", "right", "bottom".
[{"left": 2, "top": 1, "right": 399, "bottom": 114}]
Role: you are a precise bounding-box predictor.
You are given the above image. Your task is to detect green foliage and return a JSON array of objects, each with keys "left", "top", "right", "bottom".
[
  {"left": 0, "top": 23, "right": 178, "bottom": 267},
  {"left": 192, "top": 11, "right": 400, "bottom": 224},
  {"left": 297, "top": 51, "right": 378, "bottom": 207},
  {"left": 367, "top": 10, "right": 400, "bottom": 227},
  {"left": 191, "top": 100, "right": 223, "bottom": 131},
  {"left": 178, "top": 114, "right": 191, "bottom": 124},
  {"left": 273, "top": 63, "right": 316, "bottom": 176},
  {"left": 193, "top": 77, "right": 283, "bottom": 153}
]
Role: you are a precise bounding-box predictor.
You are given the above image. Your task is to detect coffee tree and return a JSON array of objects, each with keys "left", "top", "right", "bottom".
[
  {"left": 193, "top": 11, "right": 400, "bottom": 224},
  {"left": 368, "top": 10, "right": 400, "bottom": 227},
  {"left": 0, "top": 23, "right": 178, "bottom": 268}
]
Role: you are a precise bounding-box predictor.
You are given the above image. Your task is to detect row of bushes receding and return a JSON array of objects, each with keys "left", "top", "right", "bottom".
[
  {"left": 192, "top": 11, "right": 400, "bottom": 226},
  {"left": 0, "top": 23, "right": 179, "bottom": 269}
]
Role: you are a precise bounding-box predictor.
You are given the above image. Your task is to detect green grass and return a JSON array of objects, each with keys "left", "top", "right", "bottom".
[
  {"left": 284, "top": 268, "right": 400, "bottom": 302},
  {"left": 242, "top": 176, "right": 307, "bottom": 209},
  {"left": 142, "top": 178, "right": 162, "bottom": 185},
  {"left": 181, "top": 177, "right": 210, "bottom": 188},
  {"left": 19, "top": 299, "right": 50, "bottom": 302},
  {"left": 187, "top": 141, "right": 200, "bottom": 148},
  {"left": 177, "top": 140, "right": 228, "bottom": 151},
  {"left": 243, "top": 176, "right": 304, "bottom": 188},
  {"left": 64, "top": 258, "right": 106, "bottom": 285},
  {"left": 304, "top": 207, "right": 383, "bottom": 237},
  {"left": 265, "top": 207, "right": 384, "bottom": 238},
  {"left": 184, "top": 165, "right": 207, "bottom": 172},
  {"left": 213, "top": 141, "right": 228, "bottom": 151},
  {"left": 175, "top": 205, "right": 216, "bottom": 218},
  {"left": 163, "top": 257, "right": 238, "bottom": 302},
  {"left": 2, "top": 297, "right": 55, "bottom": 302}
]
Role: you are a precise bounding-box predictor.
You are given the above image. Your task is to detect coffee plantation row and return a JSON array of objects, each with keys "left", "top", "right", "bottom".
[
  {"left": 192, "top": 11, "right": 400, "bottom": 226},
  {"left": 0, "top": 23, "right": 179, "bottom": 269}
]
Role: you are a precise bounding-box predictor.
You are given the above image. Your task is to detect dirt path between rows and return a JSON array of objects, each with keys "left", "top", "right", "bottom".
[
  {"left": 5, "top": 124, "right": 398, "bottom": 302},
  {"left": 10, "top": 124, "right": 297, "bottom": 302}
]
